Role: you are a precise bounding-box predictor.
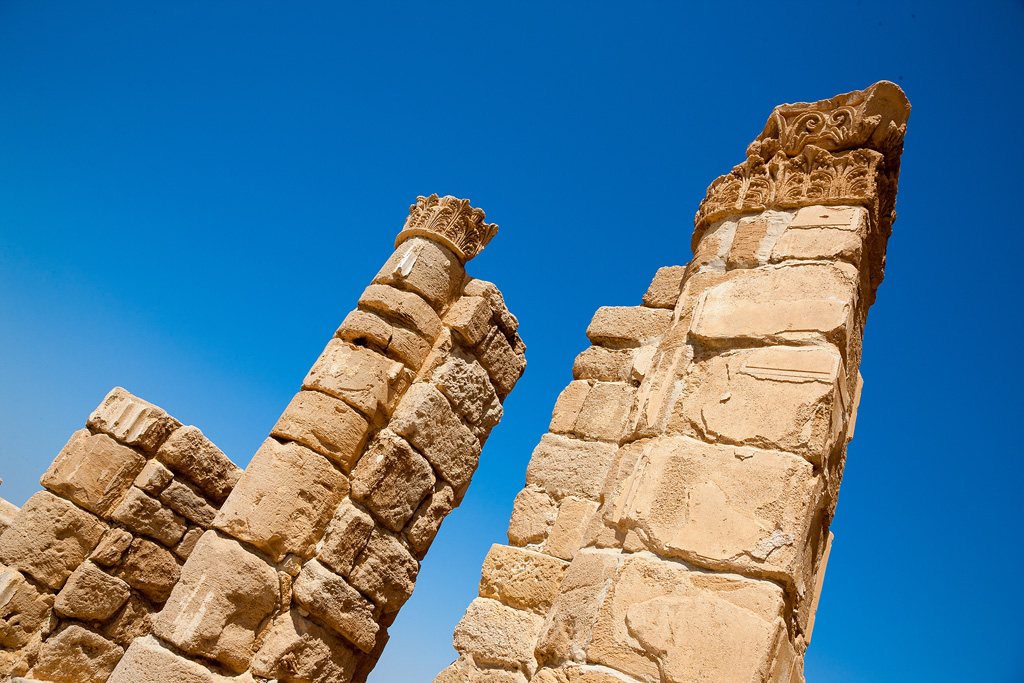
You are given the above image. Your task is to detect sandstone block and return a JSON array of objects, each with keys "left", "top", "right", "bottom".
[
  {"left": 292, "top": 559, "right": 379, "bottom": 653},
  {"left": 348, "top": 528, "right": 419, "bottom": 612},
  {"left": 103, "top": 595, "right": 154, "bottom": 647},
  {"left": 271, "top": 390, "right": 371, "bottom": 472},
  {"left": 789, "top": 205, "right": 864, "bottom": 231},
  {"left": 432, "top": 355, "right": 503, "bottom": 436},
  {"left": 359, "top": 283, "right": 443, "bottom": 341},
  {"left": 406, "top": 482, "right": 455, "bottom": 557},
  {"left": 251, "top": 610, "right": 359, "bottom": 683},
  {"left": 156, "top": 425, "right": 241, "bottom": 504},
  {"left": 134, "top": 459, "right": 174, "bottom": 494},
  {"left": 507, "top": 487, "right": 557, "bottom": 546},
  {"left": 41, "top": 429, "right": 146, "bottom": 516},
  {"left": 214, "top": 438, "right": 348, "bottom": 562},
  {"left": 535, "top": 550, "right": 619, "bottom": 663},
  {"left": 463, "top": 278, "right": 518, "bottom": 335},
  {"left": 90, "top": 528, "right": 133, "bottom": 566},
  {"left": 154, "top": 531, "right": 279, "bottom": 673},
  {"left": 303, "top": 338, "right": 409, "bottom": 421},
  {"left": 337, "top": 308, "right": 431, "bottom": 368},
  {"left": 553, "top": 381, "right": 634, "bottom": 443},
  {"left": 453, "top": 597, "right": 544, "bottom": 672},
  {"left": 476, "top": 327, "right": 525, "bottom": 396},
  {"left": 525, "top": 435, "right": 617, "bottom": 501},
  {"left": 117, "top": 537, "right": 181, "bottom": 604},
  {"left": 318, "top": 500, "right": 374, "bottom": 576},
  {"left": 771, "top": 227, "right": 863, "bottom": 265},
  {"left": 0, "top": 491, "right": 106, "bottom": 590},
  {"left": 0, "top": 567, "right": 54, "bottom": 649},
  {"left": 55, "top": 561, "right": 131, "bottom": 621},
  {"left": 549, "top": 381, "right": 590, "bottom": 435},
  {"left": 173, "top": 527, "right": 203, "bottom": 559},
  {"left": 642, "top": 265, "right": 686, "bottom": 309},
  {"left": 545, "top": 497, "right": 599, "bottom": 561},
  {"left": 30, "top": 625, "right": 123, "bottom": 683},
  {"left": 586, "top": 306, "right": 672, "bottom": 348},
  {"left": 435, "top": 656, "right": 528, "bottom": 683},
  {"left": 374, "top": 236, "right": 464, "bottom": 311},
  {"left": 160, "top": 479, "right": 217, "bottom": 526},
  {"left": 351, "top": 431, "right": 435, "bottom": 532},
  {"left": 0, "top": 496, "right": 18, "bottom": 537},
  {"left": 727, "top": 216, "right": 773, "bottom": 269},
  {"left": 87, "top": 387, "right": 181, "bottom": 452},
  {"left": 390, "top": 382, "right": 481, "bottom": 491},
  {"left": 109, "top": 634, "right": 235, "bottom": 683},
  {"left": 444, "top": 295, "right": 493, "bottom": 347},
  {"left": 110, "top": 487, "right": 188, "bottom": 546},
  {"left": 572, "top": 346, "right": 634, "bottom": 383},
  {"left": 480, "top": 544, "right": 568, "bottom": 614}
]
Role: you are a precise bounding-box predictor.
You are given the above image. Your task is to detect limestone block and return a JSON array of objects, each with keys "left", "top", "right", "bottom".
[
  {"left": 359, "top": 283, "right": 443, "bottom": 341},
  {"left": 29, "top": 624, "right": 123, "bottom": 683},
  {"left": 337, "top": 309, "right": 431, "bottom": 368},
  {"left": 586, "top": 306, "right": 672, "bottom": 348},
  {"left": 572, "top": 346, "right": 634, "bottom": 383},
  {"left": 479, "top": 544, "right": 568, "bottom": 614},
  {"left": 153, "top": 531, "right": 279, "bottom": 673},
  {"left": 463, "top": 278, "right": 519, "bottom": 335},
  {"left": 549, "top": 381, "right": 590, "bottom": 434},
  {"left": 445, "top": 295, "right": 493, "bottom": 347},
  {"left": 525, "top": 435, "right": 617, "bottom": 501},
  {"left": 642, "top": 265, "right": 687, "bottom": 309},
  {"left": 771, "top": 227, "right": 863, "bottom": 265},
  {"left": 374, "top": 236, "right": 464, "bottom": 311},
  {"left": 156, "top": 425, "right": 241, "bottom": 505},
  {"left": 389, "top": 383, "right": 481, "bottom": 491},
  {"left": 87, "top": 387, "right": 181, "bottom": 453},
  {"left": 159, "top": 479, "right": 217, "bottom": 526},
  {"left": 41, "top": 429, "right": 146, "bottom": 516},
  {"left": 0, "top": 491, "right": 106, "bottom": 590},
  {"left": 535, "top": 550, "right": 619, "bottom": 664},
  {"left": 507, "top": 487, "right": 557, "bottom": 546},
  {"left": 350, "top": 431, "right": 434, "bottom": 532},
  {"left": 134, "top": 459, "right": 173, "bottom": 494},
  {"left": 173, "top": 527, "right": 203, "bottom": 560},
  {"left": 292, "top": 559, "right": 378, "bottom": 653},
  {"left": 116, "top": 537, "right": 181, "bottom": 604},
  {"left": 689, "top": 216, "right": 733, "bottom": 273},
  {"left": 435, "top": 656, "right": 528, "bottom": 683},
  {"left": 727, "top": 217, "right": 773, "bottom": 268},
  {"left": 565, "top": 382, "right": 635, "bottom": 443},
  {"left": 103, "top": 595, "right": 154, "bottom": 647},
  {"left": 348, "top": 528, "right": 418, "bottom": 612},
  {"left": 318, "top": 500, "right": 374, "bottom": 576},
  {"left": 545, "top": 498, "right": 599, "bottom": 562},
  {"left": 251, "top": 610, "right": 359, "bottom": 683},
  {"left": 90, "top": 528, "right": 133, "bottom": 566},
  {"left": 0, "top": 567, "right": 54, "bottom": 649},
  {"left": 476, "top": 327, "right": 526, "bottom": 397},
  {"left": 431, "top": 355, "right": 503, "bottom": 435},
  {"left": 674, "top": 345, "right": 848, "bottom": 464},
  {"left": 55, "top": 561, "right": 131, "bottom": 622},
  {"left": 303, "top": 338, "right": 409, "bottom": 420},
  {"left": 109, "top": 635, "right": 238, "bottom": 683},
  {"left": 406, "top": 481, "right": 456, "bottom": 556},
  {"left": 214, "top": 438, "right": 348, "bottom": 562},
  {"left": 453, "top": 597, "right": 544, "bottom": 672},
  {"left": 788, "top": 205, "right": 864, "bottom": 232},
  {"left": 110, "top": 487, "right": 188, "bottom": 546},
  {"left": 0, "top": 496, "right": 18, "bottom": 537},
  {"left": 271, "top": 390, "right": 371, "bottom": 472}
]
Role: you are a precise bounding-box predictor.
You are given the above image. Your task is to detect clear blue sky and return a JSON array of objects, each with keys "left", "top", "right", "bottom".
[{"left": 1, "top": 2, "right": 1021, "bottom": 681}]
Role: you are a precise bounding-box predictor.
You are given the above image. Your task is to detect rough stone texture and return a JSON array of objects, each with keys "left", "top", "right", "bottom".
[
  {"left": 348, "top": 528, "right": 419, "bottom": 613},
  {"left": 476, "top": 327, "right": 526, "bottom": 397},
  {"left": 134, "top": 459, "right": 174, "bottom": 495},
  {"left": 116, "top": 537, "right": 181, "bottom": 604},
  {"left": 303, "top": 338, "right": 409, "bottom": 422},
  {"left": 0, "top": 566, "right": 54, "bottom": 649},
  {"left": 109, "top": 634, "right": 237, "bottom": 683},
  {"left": 337, "top": 308, "right": 432, "bottom": 368},
  {"left": 507, "top": 487, "right": 557, "bottom": 546},
  {"left": 550, "top": 381, "right": 634, "bottom": 443},
  {"left": 103, "top": 595, "right": 155, "bottom": 648},
  {"left": 89, "top": 527, "right": 134, "bottom": 566},
  {"left": 156, "top": 425, "right": 241, "bottom": 505},
  {"left": 292, "top": 559, "right": 378, "bottom": 653},
  {"left": 318, "top": 500, "right": 375, "bottom": 577},
  {"left": 159, "top": 479, "right": 217, "bottom": 526},
  {"left": 544, "top": 498, "right": 599, "bottom": 562},
  {"left": 87, "top": 386, "right": 181, "bottom": 453},
  {"left": 432, "top": 355, "right": 503, "bottom": 435},
  {"left": 359, "top": 282, "right": 444, "bottom": 341},
  {"left": 110, "top": 487, "right": 188, "bottom": 547},
  {"left": 406, "top": 482, "right": 456, "bottom": 556},
  {"left": 41, "top": 429, "right": 146, "bottom": 516},
  {"left": 0, "top": 498, "right": 18, "bottom": 538},
  {"left": 173, "top": 527, "right": 203, "bottom": 559},
  {"left": 374, "top": 235, "right": 464, "bottom": 311},
  {"left": 445, "top": 295, "right": 494, "bottom": 349},
  {"left": 453, "top": 598, "right": 544, "bottom": 673},
  {"left": 350, "top": 430, "right": 435, "bottom": 532},
  {"left": 586, "top": 306, "right": 672, "bottom": 348},
  {"left": 642, "top": 265, "right": 687, "bottom": 309},
  {"left": 55, "top": 561, "right": 131, "bottom": 621},
  {"left": 480, "top": 545, "right": 568, "bottom": 614},
  {"left": 525, "top": 435, "right": 617, "bottom": 502},
  {"left": 29, "top": 624, "right": 124, "bottom": 683},
  {"left": 463, "top": 278, "right": 519, "bottom": 335},
  {"left": 571, "top": 346, "right": 634, "bottom": 383},
  {"left": 271, "top": 390, "right": 371, "bottom": 472},
  {"left": 251, "top": 610, "right": 359, "bottom": 683}
]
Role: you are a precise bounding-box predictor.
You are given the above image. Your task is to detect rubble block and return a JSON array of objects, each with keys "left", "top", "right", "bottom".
[
  {"left": 406, "top": 482, "right": 456, "bottom": 557},
  {"left": 159, "top": 479, "right": 217, "bottom": 526},
  {"left": 479, "top": 544, "right": 568, "bottom": 614},
  {"left": 337, "top": 308, "right": 432, "bottom": 368},
  {"left": 41, "top": 429, "right": 146, "bottom": 516},
  {"left": 431, "top": 355, "right": 503, "bottom": 437},
  {"left": 116, "top": 537, "right": 181, "bottom": 604},
  {"left": 348, "top": 528, "right": 419, "bottom": 613},
  {"left": 292, "top": 559, "right": 378, "bottom": 653},
  {"left": 109, "top": 634, "right": 240, "bottom": 683},
  {"left": 0, "top": 566, "right": 54, "bottom": 649},
  {"left": 317, "top": 500, "right": 374, "bottom": 576},
  {"left": 586, "top": 306, "right": 672, "bottom": 348},
  {"left": 109, "top": 487, "right": 188, "bottom": 547},
  {"left": 444, "top": 295, "right": 493, "bottom": 347},
  {"left": 453, "top": 598, "right": 545, "bottom": 674},
  {"left": 359, "top": 283, "right": 444, "bottom": 341},
  {"left": 134, "top": 460, "right": 173, "bottom": 495},
  {"left": 572, "top": 346, "right": 635, "bottom": 383},
  {"left": 435, "top": 656, "right": 528, "bottom": 683},
  {"left": 87, "top": 386, "right": 182, "bottom": 453},
  {"left": 29, "top": 624, "right": 124, "bottom": 683},
  {"left": 251, "top": 610, "right": 360, "bottom": 683},
  {"left": 544, "top": 497, "right": 599, "bottom": 562},
  {"left": 156, "top": 425, "right": 241, "bottom": 505},
  {"left": 303, "top": 338, "right": 409, "bottom": 420},
  {"left": 462, "top": 278, "right": 519, "bottom": 335},
  {"left": 54, "top": 561, "right": 131, "bottom": 622},
  {"left": 271, "top": 390, "right": 371, "bottom": 472},
  {"left": 350, "top": 431, "right": 435, "bottom": 533},
  {"left": 90, "top": 528, "right": 133, "bottom": 566},
  {"left": 476, "top": 327, "right": 526, "bottom": 397},
  {"left": 550, "top": 381, "right": 634, "bottom": 443},
  {"left": 507, "top": 487, "right": 557, "bottom": 546},
  {"left": 642, "top": 265, "right": 687, "bottom": 309},
  {"left": 525, "top": 435, "right": 617, "bottom": 501},
  {"left": 103, "top": 594, "right": 155, "bottom": 648}
]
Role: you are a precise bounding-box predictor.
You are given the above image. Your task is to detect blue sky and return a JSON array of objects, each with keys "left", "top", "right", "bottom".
[{"left": 1, "top": 2, "right": 1021, "bottom": 681}]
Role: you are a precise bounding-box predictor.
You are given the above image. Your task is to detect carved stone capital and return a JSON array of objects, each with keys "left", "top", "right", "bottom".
[{"left": 396, "top": 194, "right": 498, "bottom": 263}]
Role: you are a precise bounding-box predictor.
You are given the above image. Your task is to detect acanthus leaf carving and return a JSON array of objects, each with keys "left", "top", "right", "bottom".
[{"left": 395, "top": 194, "right": 498, "bottom": 263}]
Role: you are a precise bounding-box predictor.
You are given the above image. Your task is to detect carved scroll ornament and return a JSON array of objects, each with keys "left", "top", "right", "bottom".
[{"left": 396, "top": 194, "right": 498, "bottom": 263}]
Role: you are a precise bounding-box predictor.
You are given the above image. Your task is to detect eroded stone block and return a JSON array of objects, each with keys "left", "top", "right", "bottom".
[
  {"left": 586, "top": 306, "right": 672, "bottom": 348},
  {"left": 134, "top": 459, "right": 173, "bottom": 495},
  {"left": 117, "top": 537, "right": 181, "bottom": 604},
  {"left": 476, "top": 327, "right": 525, "bottom": 397},
  {"left": 303, "top": 338, "right": 409, "bottom": 421},
  {"left": 431, "top": 355, "right": 503, "bottom": 436},
  {"left": 337, "top": 308, "right": 431, "bottom": 368},
  {"left": 252, "top": 610, "right": 359, "bottom": 683},
  {"left": 480, "top": 544, "right": 568, "bottom": 614},
  {"left": 159, "top": 479, "right": 217, "bottom": 526},
  {"left": 103, "top": 595, "right": 154, "bottom": 648},
  {"left": 544, "top": 497, "right": 599, "bottom": 562},
  {"left": 463, "top": 278, "right": 518, "bottom": 335},
  {"left": 406, "top": 481, "right": 455, "bottom": 557},
  {"left": 87, "top": 387, "right": 181, "bottom": 453},
  {"left": 318, "top": 500, "right": 374, "bottom": 577},
  {"left": 108, "top": 634, "right": 232, "bottom": 683},
  {"left": 29, "top": 624, "right": 124, "bottom": 683},
  {"left": 572, "top": 346, "right": 635, "bottom": 383},
  {"left": 642, "top": 266, "right": 687, "bottom": 309},
  {"left": 374, "top": 236, "right": 464, "bottom": 311},
  {"left": 445, "top": 295, "right": 493, "bottom": 348},
  {"left": 359, "top": 283, "right": 443, "bottom": 341},
  {"left": 41, "top": 429, "right": 146, "bottom": 516},
  {"left": 348, "top": 528, "right": 418, "bottom": 613},
  {"left": 110, "top": 487, "right": 188, "bottom": 546},
  {"left": 55, "top": 561, "right": 131, "bottom": 622},
  {"left": 453, "top": 597, "right": 544, "bottom": 673},
  {"left": 535, "top": 549, "right": 619, "bottom": 664},
  {"left": 271, "top": 390, "right": 371, "bottom": 472},
  {"left": 350, "top": 431, "right": 434, "bottom": 532},
  {"left": 507, "top": 487, "right": 557, "bottom": 546},
  {"left": 525, "top": 435, "right": 616, "bottom": 502},
  {"left": 156, "top": 425, "right": 241, "bottom": 505},
  {"left": 0, "top": 566, "right": 54, "bottom": 649},
  {"left": 292, "top": 559, "right": 378, "bottom": 653},
  {"left": 90, "top": 528, "right": 133, "bottom": 566}
]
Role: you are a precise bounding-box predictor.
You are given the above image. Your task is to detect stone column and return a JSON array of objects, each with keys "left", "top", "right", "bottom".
[{"left": 434, "top": 82, "right": 909, "bottom": 683}]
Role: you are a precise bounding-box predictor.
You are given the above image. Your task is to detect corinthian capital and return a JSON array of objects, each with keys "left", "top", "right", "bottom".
[{"left": 395, "top": 194, "right": 498, "bottom": 263}]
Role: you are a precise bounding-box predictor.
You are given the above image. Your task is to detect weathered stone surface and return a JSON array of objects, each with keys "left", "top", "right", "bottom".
[
  {"left": 0, "top": 491, "right": 106, "bottom": 590},
  {"left": 463, "top": 278, "right": 518, "bottom": 335},
  {"left": 348, "top": 528, "right": 418, "bottom": 613},
  {"left": 480, "top": 544, "right": 568, "bottom": 614},
  {"left": 303, "top": 338, "right": 409, "bottom": 421},
  {"left": 586, "top": 306, "right": 672, "bottom": 348},
  {"left": 337, "top": 308, "right": 432, "bottom": 368},
  {"left": 173, "top": 527, "right": 203, "bottom": 560},
  {"left": 432, "top": 355, "right": 503, "bottom": 435},
  {"left": 252, "top": 610, "right": 359, "bottom": 683},
  {"left": 525, "top": 435, "right": 617, "bottom": 501},
  {"left": 0, "top": 566, "right": 54, "bottom": 648},
  {"left": 55, "top": 561, "right": 131, "bottom": 621},
  {"left": 134, "top": 459, "right": 174, "bottom": 494},
  {"left": 360, "top": 283, "right": 444, "bottom": 341},
  {"left": 445, "top": 295, "right": 493, "bottom": 348},
  {"left": 29, "top": 624, "right": 124, "bottom": 683},
  {"left": 507, "top": 487, "right": 557, "bottom": 546},
  {"left": 535, "top": 550, "right": 620, "bottom": 663},
  {"left": 103, "top": 595, "right": 154, "bottom": 647},
  {"left": 549, "top": 381, "right": 589, "bottom": 435},
  {"left": 788, "top": 205, "right": 864, "bottom": 231},
  {"left": 156, "top": 425, "right": 241, "bottom": 505},
  {"left": 545, "top": 497, "right": 599, "bottom": 562},
  {"left": 292, "top": 559, "right": 378, "bottom": 653},
  {"left": 271, "top": 390, "right": 370, "bottom": 472},
  {"left": 406, "top": 482, "right": 455, "bottom": 556},
  {"left": 90, "top": 528, "right": 133, "bottom": 566},
  {"left": 110, "top": 487, "right": 188, "bottom": 546},
  {"left": 453, "top": 597, "right": 544, "bottom": 672},
  {"left": 117, "top": 537, "right": 181, "bottom": 604},
  {"left": 642, "top": 265, "right": 687, "bottom": 309},
  {"left": 351, "top": 431, "right": 434, "bottom": 532},
  {"left": 374, "top": 236, "right": 464, "bottom": 311},
  {"left": 771, "top": 227, "right": 863, "bottom": 265},
  {"left": 159, "top": 479, "right": 217, "bottom": 526},
  {"left": 390, "top": 382, "right": 481, "bottom": 491},
  {"left": 154, "top": 531, "right": 278, "bottom": 673},
  {"left": 41, "top": 429, "right": 146, "bottom": 516},
  {"left": 572, "top": 346, "right": 634, "bottom": 383},
  {"left": 727, "top": 215, "right": 784, "bottom": 269},
  {"left": 551, "top": 381, "right": 634, "bottom": 443},
  {"left": 476, "top": 327, "right": 525, "bottom": 396},
  {"left": 0, "top": 496, "right": 18, "bottom": 537},
  {"left": 87, "top": 387, "right": 181, "bottom": 453},
  {"left": 109, "top": 634, "right": 234, "bottom": 683},
  {"left": 435, "top": 656, "right": 528, "bottom": 683},
  {"left": 214, "top": 438, "right": 348, "bottom": 562},
  {"left": 318, "top": 500, "right": 374, "bottom": 577}
]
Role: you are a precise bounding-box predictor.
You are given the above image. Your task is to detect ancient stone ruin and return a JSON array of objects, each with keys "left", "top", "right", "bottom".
[{"left": 0, "top": 80, "right": 908, "bottom": 683}]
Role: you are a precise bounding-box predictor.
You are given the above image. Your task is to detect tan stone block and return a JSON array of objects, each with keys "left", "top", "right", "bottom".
[
  {"left": 803, "top": 530, "right": 833, "bottom": 644},
  {"left": 453, "top": 597, "right": 544, "bottom": 672},
  {"left": 445, "top": 295, "right": 493, "bottom": 347},
  {"left": 476, "top": 327, "right": 526, "bottom": 396},
  {"left": 642, "top": 265, "right": 687, "bottom": 309},
  {"left": 789, "top": 205, "right": 863, "bottom": 230},
  {"left": 116, "top": 537, "right": 181, "bottom": 604},
  {"left": 292, "top": 559, "right": 378, "bottom": 653},
  {"left": 55, "top": 561, "right": 131, "bottom": 621},
  {"left": 374, "top": 236, "right": 465, "bottom": 311},
  {"left": 535, "top": 550, "right": 619, "bottom": 663},
  {"left": 90, "top": 528, "right": 133, "bottom": 566},
  {"left": 108, "top": 634, "right": 234, "bottom": 683},
  {"left": 463, "top": 278, "right": 518, "bottom": 335},
  {"left": 431, "top": 355, "right": 503, "bottom": 437},
  {"left": 390, "top": 382, "right": 481, "bottom": 490},
  {"left": 87, "top": 387, "right": 181, "bottom": 453},
  {"left": 0, "top": 491, "right": 106, "bottom": 590},
  {"left": 110, "top": 487, "right": 188, "bottom": 546},
  {"left": 0, "top": 496, "right": 18, "bottom": 537},
  {"left": 727, "top": 216, "right": 772, "bottom": 269},
  {"left": 103, "top": 595, "right": 154, "bottom": 648},
  {"left": 350, "top": 430, "right": 434, "bottom": 532},
  {"left": 251, "top": 609, "right": 359, "bottom": 683},
  {"left": 160, "top": 479, "right": 217, "bottom": 526},
  {"left": 348, "top": 528, "right": 418, "bottom": 613},
  {"left": 318, "top": 500, "right": 374, "bottom": 577},
  {"left": 134, "top": 459, "right": 173, "bottom": 494},
  {"left": 545, "top": 498, "right": 599, "bottom": 561},
  {"left": 771, "top": 227, "right": 863, "bottom": 265},
  {"left": 154, "top": 531, "right": 279, "bottom": 673},
  {"left": 525, "top": 434, "right": 617, "bottom": 501},
  {"left": 337, "top": 308, "right": 431, "bottom": 368},
  {"left": 574, "top": 382, "right": 635, "bottom": 443},
  {"left": 29, "top": 624, "right": 123, "bottom": 683},
  {"left": 507, "top": 487, "right": 557, "bottom": 546},
  {"left": 549, "top": 380, "right": 589, "bottom": 434},
  {"left": 271, "top": 390, "right": 371, "bottom": 472},
  {"left": 572, "top": 346, "right": 634, "bottom": 383},
  {"left": 173, "top": 527, "right": 203, "bottom": 560},
  {"left": 406, "top": 481, "right": 455, "bottom": 557},
  {"left": 0, "top": 566, "right": 54, "bottom": 649},
  {"left": 480, "top": 544, "right": 568, "bottom": 614},
  {"left": 435, "top": 656, "right": 528, "bottom": 683},
  {"left": 214, "top": 438, "right": 348, "bottom": 562},
  {"left": 41, "top": 429, "right": 146, "bottom": 516},
  {"left": 303, "top": 338, "right": 409, "bottom": 421},
  {"left": 156, "top": 425, "right": 241, "bottom": 505},
  {"left": 359, "top": 283, "right": 443, "bottom": 341},
  {"left": 586, "top": 306, "right": 672, "bottom": 348}
]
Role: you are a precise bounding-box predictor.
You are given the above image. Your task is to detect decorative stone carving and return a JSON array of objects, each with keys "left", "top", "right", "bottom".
[{"left": 396, "top": 194, "right": 498, "bottom": 263}]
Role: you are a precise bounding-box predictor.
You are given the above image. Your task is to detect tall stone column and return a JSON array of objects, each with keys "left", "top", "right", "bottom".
[{"left": 434, "top": 82, "right": 909, "bottom": 683}]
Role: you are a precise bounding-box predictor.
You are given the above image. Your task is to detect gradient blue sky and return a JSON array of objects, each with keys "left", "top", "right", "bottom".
[{"left": 1, "top": 2, "right": 1021, "bottom": 681}]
